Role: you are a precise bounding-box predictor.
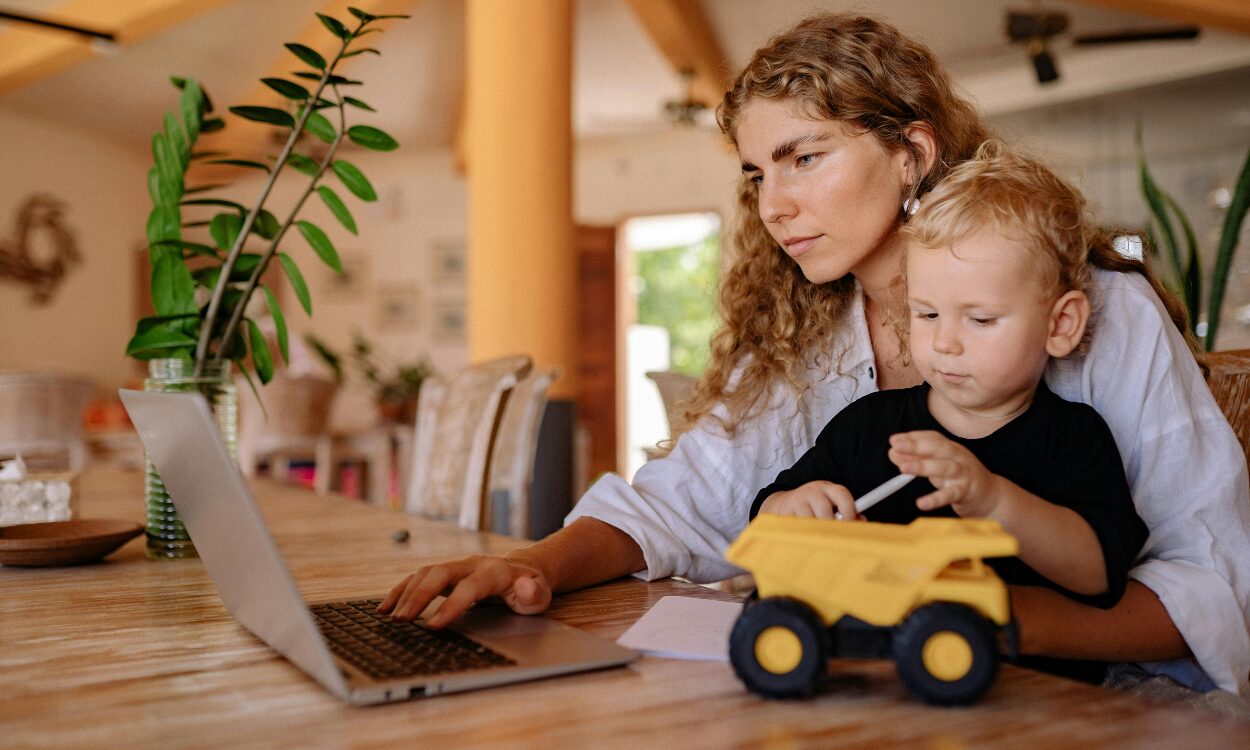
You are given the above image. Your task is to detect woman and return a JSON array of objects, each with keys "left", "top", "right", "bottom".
[{"left": 382, "top": 14, "right": 1250, "bottom": 697}]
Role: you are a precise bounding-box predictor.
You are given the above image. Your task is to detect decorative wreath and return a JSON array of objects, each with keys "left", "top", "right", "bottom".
[{"left": 0, "top": 194, "right": 81, "bottom": 305}]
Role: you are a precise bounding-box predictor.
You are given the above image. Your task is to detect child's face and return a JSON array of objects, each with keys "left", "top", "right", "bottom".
[{"left": 906, "top": 228, "right": 1056, "bottom": 421}]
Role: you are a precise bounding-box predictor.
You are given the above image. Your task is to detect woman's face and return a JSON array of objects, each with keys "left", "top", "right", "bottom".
[{"left": 736, "top": 97, "right": 914, "bottom": 285}]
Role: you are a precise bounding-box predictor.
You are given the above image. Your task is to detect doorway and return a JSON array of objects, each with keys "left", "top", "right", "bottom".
[{"left": 620, "top": 212, "right": 721, "bottom": 479}]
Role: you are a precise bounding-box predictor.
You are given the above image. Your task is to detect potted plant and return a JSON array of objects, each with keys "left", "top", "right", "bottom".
[
  {"left": 1137, "top": 127, "right": 1250, "bottom": 350},
  {"left": 125, "top": 7, "right": 407, "bottom": 558},
  {"left": 350, "top": 330, "right": 433, "bottom": 424}
]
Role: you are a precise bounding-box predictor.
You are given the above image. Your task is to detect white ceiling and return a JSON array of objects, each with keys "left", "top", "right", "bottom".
[{"left": 1, "top": 0, "right": 1248, "bottom": 153}]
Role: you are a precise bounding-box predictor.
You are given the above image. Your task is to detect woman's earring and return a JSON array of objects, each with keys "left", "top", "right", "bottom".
[{"left": 902, "top": 197, "right": 920, "bottom": 216}]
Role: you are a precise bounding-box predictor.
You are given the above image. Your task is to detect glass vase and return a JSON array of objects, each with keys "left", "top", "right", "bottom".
[{"left": 143, "top": 358, "right": 237, "bottom": 559}]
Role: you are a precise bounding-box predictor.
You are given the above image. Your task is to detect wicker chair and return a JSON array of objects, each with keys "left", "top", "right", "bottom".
[
  {"left": 237, "top": 373, "right": 339, "bottom": 489},
  {"left": 1207, "top": 349, "right": 1250, "bottom": 465},
  {"left": 645, "top": 370, "right": 696, "bottom": 437},
  {"left": 486, "top": 368, "right": 558, "bottom": 537},
  {"left": 404, "top": 355, "right": 532, "bottom": 530}
]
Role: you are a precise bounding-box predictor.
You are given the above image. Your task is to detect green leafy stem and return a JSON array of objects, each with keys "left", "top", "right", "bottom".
[{"left": 128, "top": 7, "right": 406, "bottom": 390}]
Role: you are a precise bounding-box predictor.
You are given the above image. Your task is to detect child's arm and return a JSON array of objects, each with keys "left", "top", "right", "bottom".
[
  {"left": 888, "top": 430, "right": 1108, "bottom": 596},
  {"left": 757, "top": 481, "right": 859, "bottom": 519}
]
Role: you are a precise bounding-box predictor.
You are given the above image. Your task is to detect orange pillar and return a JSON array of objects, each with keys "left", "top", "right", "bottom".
[{"left": 464, "top": 0, "right": 577, "bottom": 399}]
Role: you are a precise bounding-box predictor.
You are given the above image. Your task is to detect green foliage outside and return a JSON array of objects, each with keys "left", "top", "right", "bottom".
[{"left": 634, "top": 232, "right": 720, "bottom": 376}]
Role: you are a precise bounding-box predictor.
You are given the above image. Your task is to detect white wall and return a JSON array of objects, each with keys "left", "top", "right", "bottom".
[
  {"left": 991, "top": 66, "right": 1250, "bottom": 348},
  {"left": 0, "top": 108, "right": 149, "bottom": 393},
  {"left": 234, "top": 146, "right": 473, "bottom": 429},
  {"left": 576, "top": 127, "right": 737, "bottom": 226}
]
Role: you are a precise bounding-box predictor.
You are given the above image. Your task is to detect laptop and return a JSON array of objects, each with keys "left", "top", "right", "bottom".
[{"left": 120, "top": 389, "right": 637, "bottom": 705}]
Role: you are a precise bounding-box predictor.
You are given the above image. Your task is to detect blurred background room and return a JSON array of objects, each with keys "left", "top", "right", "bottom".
[{"left": 1, "top": 0, "right": 1247, "bottom": 534}]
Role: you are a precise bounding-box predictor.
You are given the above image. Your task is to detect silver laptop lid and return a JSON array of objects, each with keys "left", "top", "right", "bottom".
[{"left": 120, "top": 388, "right": 350, "bottom": 699}]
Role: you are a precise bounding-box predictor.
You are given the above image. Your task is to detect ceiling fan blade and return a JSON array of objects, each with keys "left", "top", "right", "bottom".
[
  {"left": 1073, "top": 26, "right": 1200, "bottom": 45},
  {"left": 0, "top": 9, "right": 115, "bottom": 42}
]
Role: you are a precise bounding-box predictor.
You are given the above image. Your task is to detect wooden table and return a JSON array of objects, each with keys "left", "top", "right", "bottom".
[{"left": 2, "top": 469, "right": 1245, "bottom": 749}]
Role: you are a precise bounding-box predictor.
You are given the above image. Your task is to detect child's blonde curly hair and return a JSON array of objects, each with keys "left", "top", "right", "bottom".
[{"left": 897, "top": 140, "right": 1203, "bottom": 366}]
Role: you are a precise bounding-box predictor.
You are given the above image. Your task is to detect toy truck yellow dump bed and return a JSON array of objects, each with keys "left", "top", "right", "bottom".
[{"left": 726, "top": 515, "right": 1018, "bottom": 629}]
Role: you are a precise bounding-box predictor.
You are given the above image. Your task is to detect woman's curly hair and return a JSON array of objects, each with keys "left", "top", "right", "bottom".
[{"left": 672, "top": 13, "right": 991, "bottom": 438}]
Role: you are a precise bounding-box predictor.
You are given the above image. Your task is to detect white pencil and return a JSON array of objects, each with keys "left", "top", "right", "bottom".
[{"left": 835, "top": 473, "right": 916, "bottom": 519}]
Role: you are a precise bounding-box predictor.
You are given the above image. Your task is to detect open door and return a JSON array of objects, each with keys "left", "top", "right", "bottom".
[{"left": 576, "top": 224, "right": 618, "bottom": 482}]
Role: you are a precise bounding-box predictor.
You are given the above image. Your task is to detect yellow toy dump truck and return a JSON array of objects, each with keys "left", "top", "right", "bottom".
[{"left": 725, "top": 514, "right": 1019, "bottom": 705}]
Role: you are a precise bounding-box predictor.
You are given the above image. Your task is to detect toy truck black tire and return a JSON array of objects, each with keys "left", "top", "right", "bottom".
[
  {"left": 892, "top": 602, "right": 999, "bottom": 706},
  {"left": 729, "top": 597, "right": 829, "bottom": 699}
]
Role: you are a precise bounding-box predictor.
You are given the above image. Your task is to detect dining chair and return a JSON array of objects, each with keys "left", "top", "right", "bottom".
[
  {"left": 645, "top": 370, "right": 696, "bottom": 437},
  {"left": 404, "top": 355, "right": 532, "bottom": 529},
  {"left": 236, "top": 372, "right": 339, "bottom": 488},
  {"left": 0, "top": 372, "right": 94, "bottom": 471},
  {"left": 486, "top": 368, "right": 559, "bottom": 538},
  {"left": 1206, "top": 349, "right": 1250, "bottom": 465}
]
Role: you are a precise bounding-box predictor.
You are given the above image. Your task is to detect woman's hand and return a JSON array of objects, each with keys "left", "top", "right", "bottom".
[
  {"left": 378, "top": 555, "right": 553, "bottom": 628},
  {"left": 377, "top": 518, "right": 645, "bottom": 629},
  {"left": 888, "top": 430, "right": 999, "bottom": 517},
  {"left": 758, "top": 480, "right": 858, "bottom": 519}
]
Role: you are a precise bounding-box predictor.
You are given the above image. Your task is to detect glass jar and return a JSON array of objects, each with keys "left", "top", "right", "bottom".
[{"left": 143, "top": 358, "right": 237, "bottom": 559}]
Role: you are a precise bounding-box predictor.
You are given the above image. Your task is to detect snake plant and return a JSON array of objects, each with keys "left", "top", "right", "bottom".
[{"left": 1138, "top": 125, "right": 1250, "bottom": 350}]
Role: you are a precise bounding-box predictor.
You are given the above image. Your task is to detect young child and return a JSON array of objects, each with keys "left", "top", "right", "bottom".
[{"left": 751, "top": 144, "right": 1148, "bottom": 626}]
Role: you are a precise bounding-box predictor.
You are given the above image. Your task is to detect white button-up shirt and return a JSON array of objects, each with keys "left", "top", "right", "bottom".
[{"left": 567, "top": 268, "right": 1250, "bottom": 697}]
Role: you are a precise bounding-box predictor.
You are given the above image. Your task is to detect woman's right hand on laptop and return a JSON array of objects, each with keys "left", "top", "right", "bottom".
[{"left": 378, "top": 555, "right": 553, "bottom": 628}]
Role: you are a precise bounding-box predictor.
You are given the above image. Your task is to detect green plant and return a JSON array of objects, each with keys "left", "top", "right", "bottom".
[
  {"left": 125, "top": 7, "right": 408, "bottom": 390},
  {"left": 1137, "top": 127, "right": 1250, "bottom": 350},
  {"left": 350, "top": 331, "right": 432, "bottom": 406},
  {"left": 303, "top": 333, "right": 345, "bottom": 383}
]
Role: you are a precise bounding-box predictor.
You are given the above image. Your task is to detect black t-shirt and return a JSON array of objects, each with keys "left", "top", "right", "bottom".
[{"left": 751, "top": 382, "right": 1147, "bottom": 610}]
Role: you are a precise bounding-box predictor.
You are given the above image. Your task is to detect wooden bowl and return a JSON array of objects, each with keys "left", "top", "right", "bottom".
[{"left": 0, "top": 520, "right": 143, "bottom": 567}]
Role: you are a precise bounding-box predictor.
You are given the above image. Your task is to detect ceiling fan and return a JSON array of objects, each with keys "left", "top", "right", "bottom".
[
  {"left": 661, "top": 70, "right": 711, "bottom": 127},
  {"left": 0, "top": 7, "right": 115, "bottom": 43},
  {"left": 1006, "top": 7, "right": 1200, "bottom": 84}
]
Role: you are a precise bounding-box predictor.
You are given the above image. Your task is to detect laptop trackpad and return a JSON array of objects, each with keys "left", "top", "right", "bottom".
[{"left": 452, "top": 604, "right": 562, "bottom": 637}]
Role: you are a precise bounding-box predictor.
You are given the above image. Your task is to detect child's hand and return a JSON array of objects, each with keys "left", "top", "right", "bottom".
[
  {"left": 888, "top": 431, "right": 1000, "bottom": 517},
  {"left": 758, "top": 481, "right": 858, "bottom": 520}
]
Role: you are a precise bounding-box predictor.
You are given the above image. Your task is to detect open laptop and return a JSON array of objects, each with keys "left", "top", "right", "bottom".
[{"left": 120, "top": 388, "right": 637, "bottom": 705}]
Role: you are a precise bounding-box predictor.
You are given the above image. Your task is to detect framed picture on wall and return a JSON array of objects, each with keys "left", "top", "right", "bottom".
[
  {"left": 373, "top": 284, "right": 421, "bottom": 331},
  {"left": 429, "top": 237, "right": 467, "bottom": 287},
  {"left": 431, "top": 298, "right": 466, "bottom": 342}
]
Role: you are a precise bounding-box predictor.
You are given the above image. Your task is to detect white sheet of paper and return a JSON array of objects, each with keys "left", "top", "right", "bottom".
[{"left": 615, "top": 595, "right": 742, "bottom": 661}]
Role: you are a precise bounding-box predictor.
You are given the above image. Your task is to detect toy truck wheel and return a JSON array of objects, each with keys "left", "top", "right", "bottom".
[
  {"left": 892, "top": 602, "right": 999, "bottom": 706},
  {"left": 729, "top": 597, "right": 828, "bottom": 699}
]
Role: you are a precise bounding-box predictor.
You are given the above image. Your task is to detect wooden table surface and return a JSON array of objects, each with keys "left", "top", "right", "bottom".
[{"left": 1, "top": 468, "right": 1245, "bottom": 749}]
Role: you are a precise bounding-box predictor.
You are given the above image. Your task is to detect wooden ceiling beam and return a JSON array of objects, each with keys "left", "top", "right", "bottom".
[
  {"left": 0, "top": 0, "right": 237, "bottom": 95},
  {"left": 191, "top": 0, "right": 420, "bottom": 181},
  {"left": 1072, "top": 0, "right": 1250, "bottom": 36},
  {"left": 624, "top": 0, "right": 730, "bottom": 107}
]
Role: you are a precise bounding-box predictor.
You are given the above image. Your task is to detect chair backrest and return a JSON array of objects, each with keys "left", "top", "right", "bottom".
[
  {"left": 0, "top": 372, "right": 94, "bottom": 470},
  {"left": 486, "top": 368, "right": 558, "bottom": 538},
  {"left": 645, "top": 370, "right": 696, "bottom": 435},
  {"left": 1206, "top": 349, "right": 1250, "bottom": 467},
  {"left": 239, "top": 373, "right": 339, "bottom": 440},
  {"left": 236, "top": 373, "right": 339, "bottom": 478},
  {"left": 404, "top": 355, "right": 532, "bottom": 529}
]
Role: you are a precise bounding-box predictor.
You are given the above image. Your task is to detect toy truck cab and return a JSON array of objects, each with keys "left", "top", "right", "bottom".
[{"left": 725, "top": 515, "right": 1019, "bottom": 705}]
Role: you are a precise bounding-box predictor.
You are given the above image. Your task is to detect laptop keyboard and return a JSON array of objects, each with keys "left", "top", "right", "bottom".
[{"left": 309, "top": 599, "right": 516, "bottom": 680}]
